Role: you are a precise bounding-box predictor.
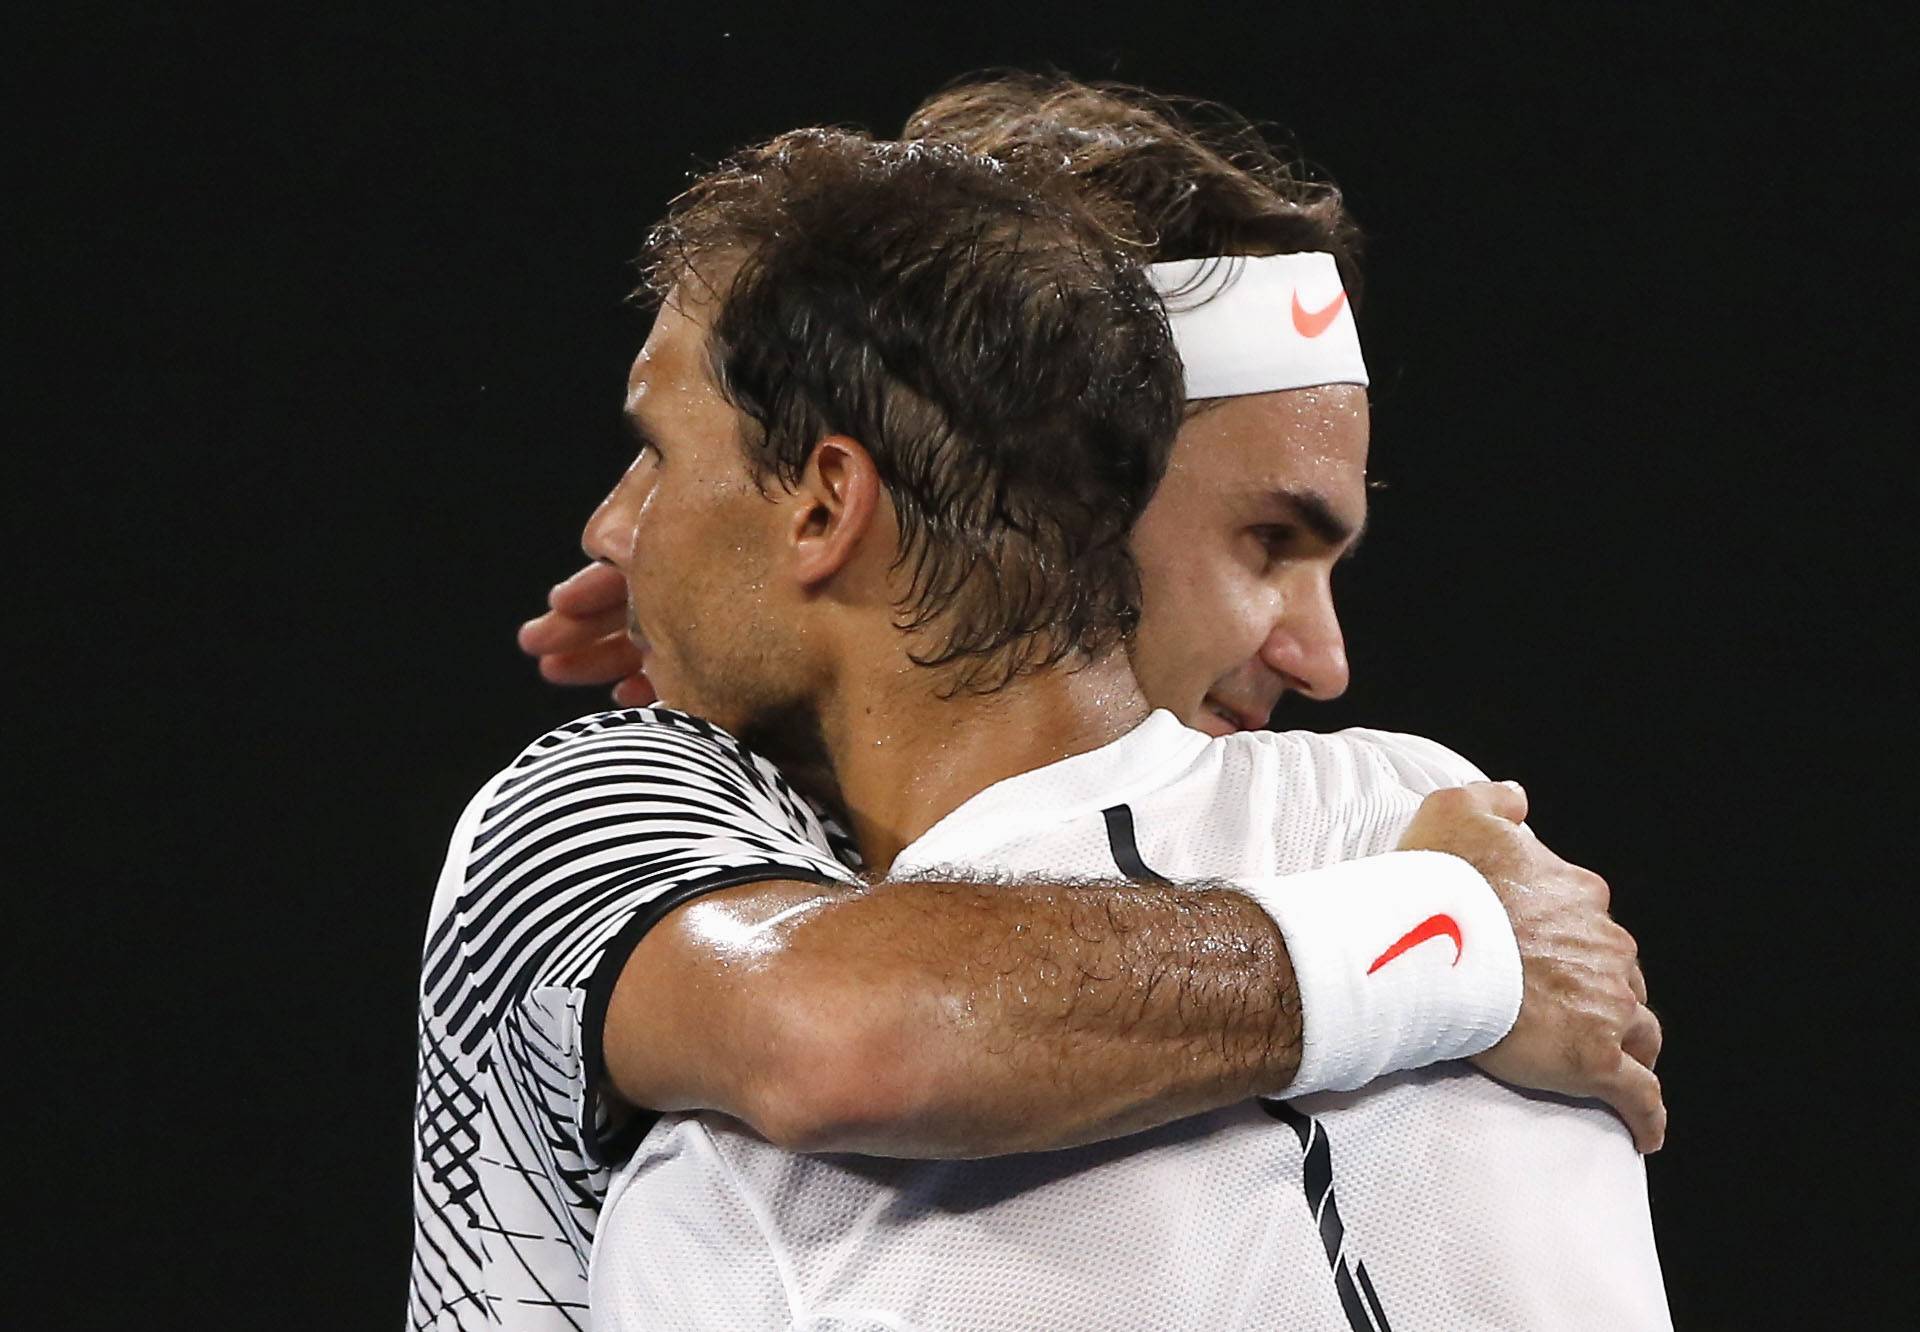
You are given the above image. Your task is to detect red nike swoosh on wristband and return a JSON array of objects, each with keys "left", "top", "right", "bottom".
[
  {"left": 1367, "top": 913, "right": 1464, "bottom": 974},
  {"left": 1291, "top": 290, "right": 1348, "bottom": 338}
]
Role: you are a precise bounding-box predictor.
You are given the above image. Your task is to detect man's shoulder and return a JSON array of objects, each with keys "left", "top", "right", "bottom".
[
  {"left": 497, "top": 705, "right": 781, "bottom": 793},
  {"left": 1330, "top": 727, "right": 1491, "bottom": 791},
  {"left": 465, "top": 706, "right": 844, "bottom": 871},
  {"left": 1225, "top": 725, "right": 1490, "bottom": 797},
  {"left": 425, "top": 708, "right": 852, "bottom": 953},
  {"left": 477, "top": 705, "right": 825, "bottom": 821}
]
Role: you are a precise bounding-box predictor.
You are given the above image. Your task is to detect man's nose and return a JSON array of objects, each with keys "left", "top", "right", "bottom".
[
  {"left": 581, "top": 468, "right": 638, "bottom": 568},
  {"left": 1257, "top": 573, "right": 1350, "bottom": 701}
]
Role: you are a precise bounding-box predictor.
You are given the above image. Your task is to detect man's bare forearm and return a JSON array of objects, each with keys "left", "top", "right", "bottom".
[
  {"left": 610, "top": 783, "right": 1668, "bottom": 1158},
  {"left": 611, "top": 875, "right": 1300, "bottom": 1158},
  {"left": 813, "top": 877, "right": 1300, "bottom": 1155}
]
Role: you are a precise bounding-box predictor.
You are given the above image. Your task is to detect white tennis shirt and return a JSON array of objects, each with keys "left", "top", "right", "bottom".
[{"left": 590, "top": 711, "right": 1670, "bottom": 1331}]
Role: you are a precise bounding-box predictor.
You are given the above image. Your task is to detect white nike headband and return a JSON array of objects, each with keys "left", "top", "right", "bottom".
[{"left": 1147, "top": 251, "right": 1369, "bottom": 400}]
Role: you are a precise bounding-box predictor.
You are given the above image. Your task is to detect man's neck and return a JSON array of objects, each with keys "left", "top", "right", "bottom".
[{"left": 817, "top": 652, "right": 1152, "bottom": 874}]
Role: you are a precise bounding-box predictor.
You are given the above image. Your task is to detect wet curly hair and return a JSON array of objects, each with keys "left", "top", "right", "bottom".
[{"left": 639, "top": 127, "right": 1183, "bottom": 691}]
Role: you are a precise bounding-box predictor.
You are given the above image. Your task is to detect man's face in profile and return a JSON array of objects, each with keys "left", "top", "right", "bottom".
[
  {"left": 581, "top": 283, "right": 797, "bottom": 738},
  {"left": 1128, "top": 385, "right": 1370, "bottom": 734}
]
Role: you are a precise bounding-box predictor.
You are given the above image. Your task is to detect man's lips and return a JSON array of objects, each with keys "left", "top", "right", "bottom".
[
  {"left": 1201, "top": 694, "right": 1272, "bottom": 735},
  {"left": 624, "top": 614, "right": 651, "bottom": 654}
]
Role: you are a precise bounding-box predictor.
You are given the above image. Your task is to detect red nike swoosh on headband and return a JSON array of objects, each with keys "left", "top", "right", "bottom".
[
  {"left": 1291, "top": 289, "right": 1348, "bottom": 338},
  {"left": 1366, "top": 913, "right": 1464, "bottom": 974}
]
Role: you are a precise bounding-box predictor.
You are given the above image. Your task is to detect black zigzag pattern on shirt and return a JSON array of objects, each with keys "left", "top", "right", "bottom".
[{"left": 408, "top": 707, "right": 853, "bottom": 1331}]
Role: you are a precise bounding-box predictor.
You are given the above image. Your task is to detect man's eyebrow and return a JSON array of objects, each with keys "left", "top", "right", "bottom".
[{"left": 1270, "top": 487, "right": 1367, "bottom": 555}]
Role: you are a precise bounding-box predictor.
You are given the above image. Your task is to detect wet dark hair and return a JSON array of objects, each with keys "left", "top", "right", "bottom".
[
  {"left": 905, "top": 72, "right": 1363, "bottom": 303},
  {"left": 638, "top": 127, "right": 1183, "bottom": 691}
]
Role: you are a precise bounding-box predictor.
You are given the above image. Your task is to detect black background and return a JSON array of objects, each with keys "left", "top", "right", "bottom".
[{"left": 23, "top": 2, "right": 1912, "bottom": 1327}]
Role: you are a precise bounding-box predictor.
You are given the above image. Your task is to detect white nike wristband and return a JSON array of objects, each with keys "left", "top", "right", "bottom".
[{"left": 1233, "top": 850, "right": 1524, "bottom": 1097}]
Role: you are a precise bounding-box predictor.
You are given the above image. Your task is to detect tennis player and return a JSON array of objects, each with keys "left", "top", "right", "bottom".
[
  {"left": 414, "top": 85, "right": 1658, "bottom": 1331},
  {"left": 569, "top": 123, "right": 1665, "bottom": 1331}
]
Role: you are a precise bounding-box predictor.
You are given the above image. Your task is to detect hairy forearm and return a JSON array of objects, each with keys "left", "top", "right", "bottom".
[
  {"left": 611, "top": 784, "right": 1566, "bottom": 1158},
  {"left": 749, "top": 877, "right": 1302, "bottom": 1157}
]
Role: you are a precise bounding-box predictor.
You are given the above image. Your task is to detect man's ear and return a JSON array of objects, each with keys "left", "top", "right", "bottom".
[{"left": 786, "top": 435, "right": 884, "bottom": 590}]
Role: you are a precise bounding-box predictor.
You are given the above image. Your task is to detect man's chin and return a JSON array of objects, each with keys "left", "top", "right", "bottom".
[
  {"left": 1189, "top": 706, "right": 1242, "bottom": 738},
  {"left": 644, "top": 669, "right": 836, "bottom": 801},
  {"left": 735, "top": 701, "right": 840, "bottom": 808},
  {"left": 639, "top": 673, "right": 718, "bottom": 730}
]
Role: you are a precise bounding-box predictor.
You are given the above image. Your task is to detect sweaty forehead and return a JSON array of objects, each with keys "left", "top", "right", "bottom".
[
  {"left": 626, "top": 291, "right": 720, "bottom": 415},
  {"left": 1175, "top": 385, "right": 1370, "bottom": 498}
]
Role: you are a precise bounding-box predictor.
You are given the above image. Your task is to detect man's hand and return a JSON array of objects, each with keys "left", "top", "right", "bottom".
[
  {"left": 1397, "top": 782, "right": 1666, "bottom": 1153},
  {"left": 517, "top": 561, "right": 656, "bottom": 706}
]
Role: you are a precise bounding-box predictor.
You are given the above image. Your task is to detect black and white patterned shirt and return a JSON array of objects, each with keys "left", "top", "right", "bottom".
[{"left": 407, "top": 707, "right": 856, "bottom": 1330}]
